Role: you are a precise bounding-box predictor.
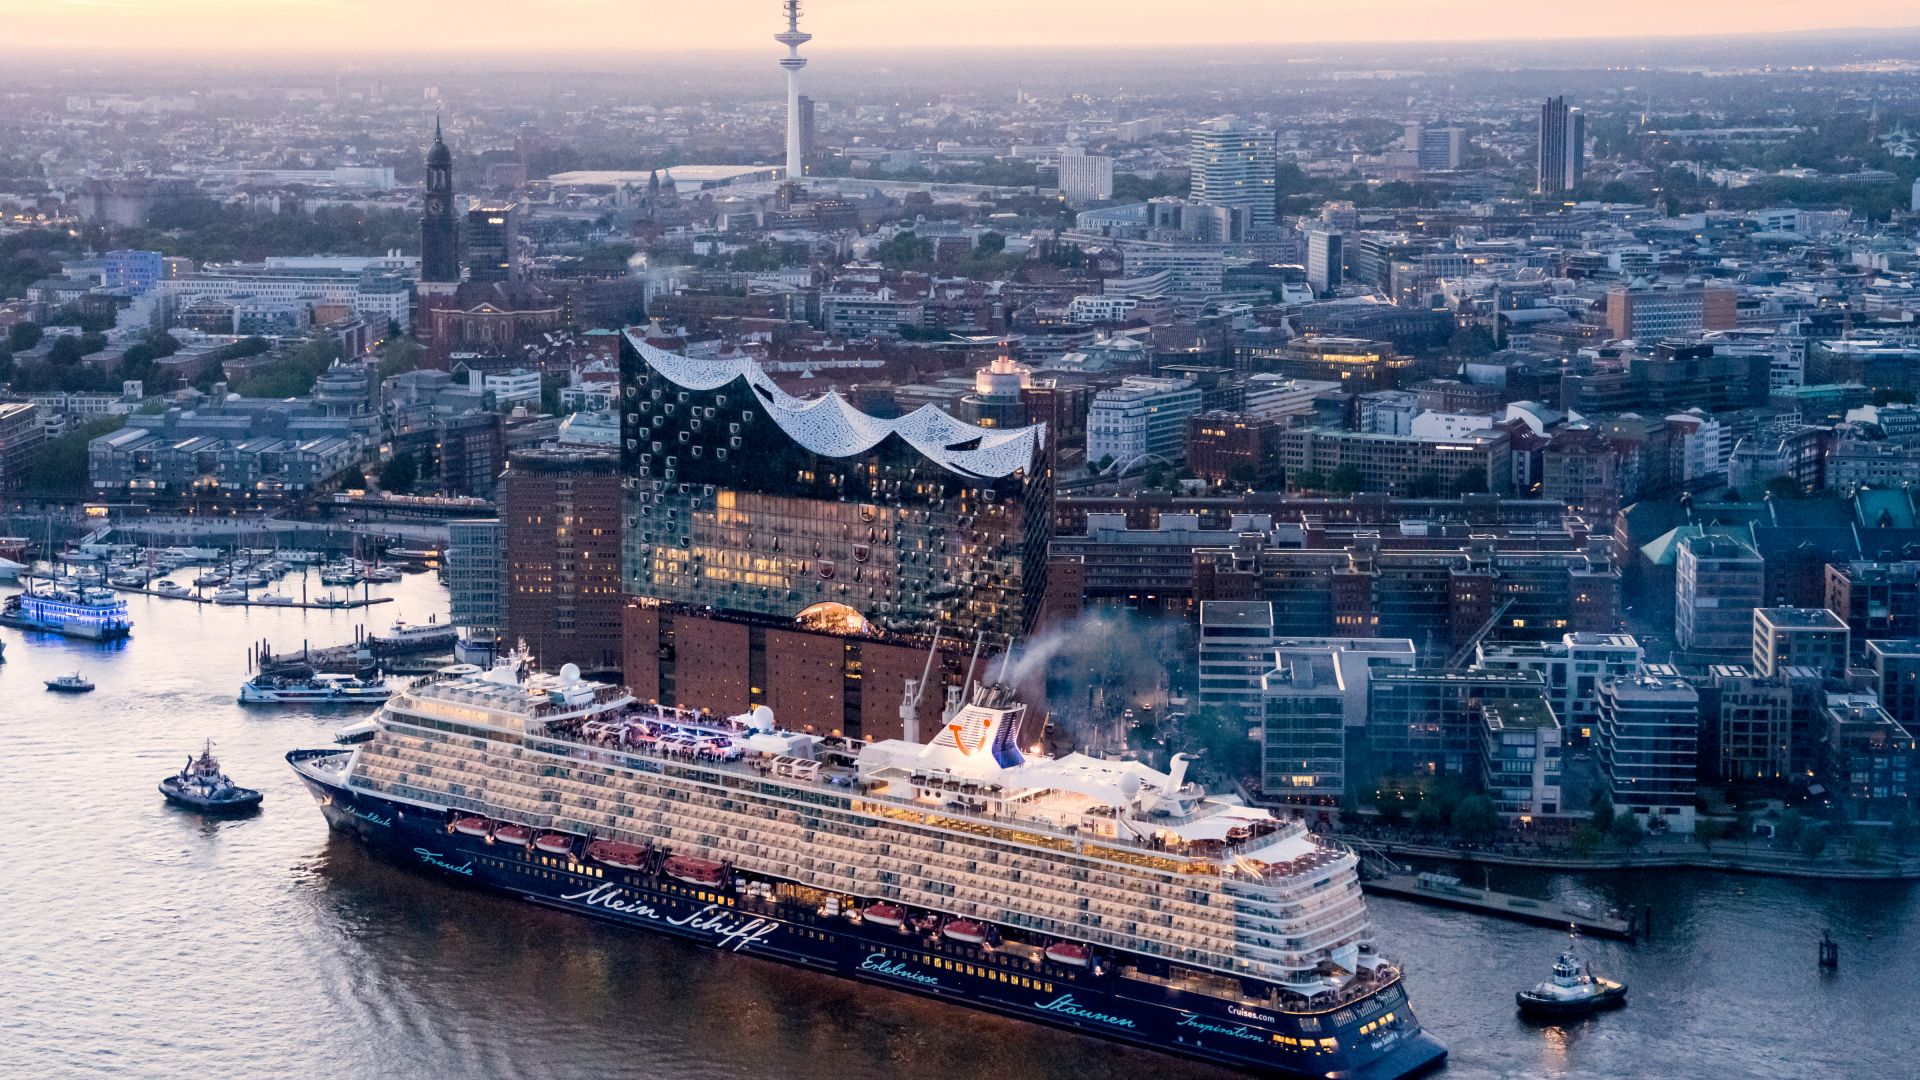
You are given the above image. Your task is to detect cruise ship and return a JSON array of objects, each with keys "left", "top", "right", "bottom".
[
  {"left": 289, "top": 653, "right": 1445, "bottom": 1078},
  {"left": 0, "top": 584, "right": 132, "bottom": 640}
]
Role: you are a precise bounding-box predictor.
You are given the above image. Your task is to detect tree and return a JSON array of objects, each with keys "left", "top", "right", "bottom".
[
  {"left": 1797, "top": 823, "right": 1829, "bottom": 860},
  {"left": 1847, "top": 830, "right": 1880, "bottom": 865},
  {"left": 1289, "top": 469, "right": 1326, "bottom": 492},
  {"left": 1447, "top": 325, "right": 1497, "bottom": 358},
  {"left": 1406, "top": 471, "right": 1445, "bottom": 498},
  {"left": 8, "top": 321, "right": 41, "bottom": 351},
  {"left": 381, "top": 450, "right": 420, "bottom": 495},
  {"left": 1589, "top": 794, "right": 1617, "bottom": 832},
  {"left": 976, "top": 231, "right": 1006, "bottom": 257},
  {"left": 1765, "top": 475, "right": 1803, "bottom": 501},
  {"left": 46, "top": 335, "right": 85, "bottom": 366},
  {"left": 1452, "top": 795, "right": 1499, "bottom": 844},
  {"left": 1608, "top": 812, "right": 1642, "bottom": 848},
  {"left": 1890, "top": 806, "right": 1918, "bottom": 854},
  {"left": 377, "top": 337, "right": 425, "bottom": 380},
  {"left": 1180, "top": 707, "right": 1257, "bottom": 780},
  {"left": 1693, "top": 818, "right": 1725, "bottom": 849},
  {"left": 1453, "top": 468, "right": 1489, "bottom": 496},
  {"left": 1412, "top": 795, "right": 1446, "bottom": 834},
  {"left": 1372, "top": 785, "right": 1408, "bottom": 823},
  {"left": 876, "top": 231, "right": 933, "bottom": 267},
  {"left": 1569, "top": 823, "right": 1605, "bottom": 855},
  {"left": 20, "top": 416, "right": 125, "bottom": 494},
  {"left": 1328, "top": 465, "right": 1364, "bottom": 493},
  {"left": 1776, "top": 808, "right": 1807, "bottom": 847}
]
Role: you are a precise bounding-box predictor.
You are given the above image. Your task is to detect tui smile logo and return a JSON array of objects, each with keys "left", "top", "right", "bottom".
[{"left": 947, "top": 715, "right": 993, "bottom": 756}]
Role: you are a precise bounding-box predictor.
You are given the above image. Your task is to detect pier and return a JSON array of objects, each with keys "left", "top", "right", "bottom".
[
  {"left": 108, "top": 583, "right": 393, "bottom": 610},
  {"left": 1362, "top": 872, "right": 1639, "bottom": 941}
]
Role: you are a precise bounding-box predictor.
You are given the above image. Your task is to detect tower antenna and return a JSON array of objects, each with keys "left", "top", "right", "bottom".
[{"left": 775, "top": 0, "right": 811, "bottom": 185}]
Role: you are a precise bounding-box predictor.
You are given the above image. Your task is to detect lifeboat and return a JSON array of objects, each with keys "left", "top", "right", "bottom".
[
  {"left": 862, "top": 902, "right": 906, "bottom": 928},
  {"left": 662, "top": 855, "right": 726, "bottom": 887},
  {"left": 586, "top": 839, "right": 649, "bottom": 871},
  {"left": 942, "top": 918, "right": 988, "bottom": 945},
  {"left": 534, "top": 833, "right": 576, "bottom": 856},
  {"left": 452, "top": 816, "right": 491, "bottom": 838},
  {"left": 1045, "top": 942, "right": 1092, "bottom": 968},
  {"left": 492, "top": 824, "right": 533, "bottom": 846}
]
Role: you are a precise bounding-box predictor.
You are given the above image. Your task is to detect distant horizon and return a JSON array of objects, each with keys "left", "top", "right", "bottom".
[{"left": 4, "top": 1, "right": 1919, "bottom": 57}]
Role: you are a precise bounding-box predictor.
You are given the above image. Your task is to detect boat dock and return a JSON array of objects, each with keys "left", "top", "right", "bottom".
[
  {"left": 107, "top": 583, "right": 393, "bottom": 610},
  {"left": 1362, "top": 872, "right": 1639, "bottom": 941}
]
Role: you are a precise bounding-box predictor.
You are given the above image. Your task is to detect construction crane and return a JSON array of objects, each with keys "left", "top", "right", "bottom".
[{"left": 1444, "top": 597, "right": 1516, "bottom": 671}]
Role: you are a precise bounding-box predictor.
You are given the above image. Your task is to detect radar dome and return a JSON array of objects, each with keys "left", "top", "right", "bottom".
[
  {"left": 749, "top": 705, "right": 776, "bottom": 732},
  {"left": 560, "top": 663, "right": 581, "bottom": 684}
]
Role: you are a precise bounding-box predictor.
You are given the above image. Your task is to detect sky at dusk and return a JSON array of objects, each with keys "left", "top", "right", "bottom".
[{"left": 4, "top": 0, "right": 1919, "bottom": 54}]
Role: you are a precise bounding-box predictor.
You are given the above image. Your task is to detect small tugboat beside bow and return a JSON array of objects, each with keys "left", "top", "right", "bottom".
[
  {"left": 1517, "top": 926, "right": 1628, "bottom": 1019},
  {"left": 160, "top": 741, "right": 263, "bottom": 814}
]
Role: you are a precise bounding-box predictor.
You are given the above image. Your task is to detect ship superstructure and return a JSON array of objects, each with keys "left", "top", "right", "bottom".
[{"left": 290, "top": 653, "right": 1444, "bottom": 1077}]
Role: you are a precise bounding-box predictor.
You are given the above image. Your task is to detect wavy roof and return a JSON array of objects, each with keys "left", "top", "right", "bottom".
[{"left": 626, "top": 331, "right": 1045, "bottom": 479}]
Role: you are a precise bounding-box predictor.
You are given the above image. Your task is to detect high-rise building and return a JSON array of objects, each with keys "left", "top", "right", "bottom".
[
  {"left": 1197, "top": 601, "right": 1276, "bottom": 715},
  {"left": 1306, "top": 231, "right": 1343, "bottom": 295},
  {"left": 1536, "top": 97, "right": 1586, "bottom": 195},
  {"left": 1402, "top": 123, "right": 1464, "bottom": 171},
  {"left": 1189, "top": 117, "right": 1275, "bottom": 226},
  {"left": 420, "top": 117, "right": 459, "bottom": 291},
  {"left": 1366, "top": 669, "right": 1549, "bottom": 779},
  {"left": 465, "top": 203, "right": 518, "bottom": 283},
  {"left": 0, "top": 403, "right": 44, "bottom": 491},
  {"left": 797, "top": 94, "right": 817, "bottom": 168},
  {"left": 1675, "top": 534, "right": 1765, "bottom": 653},
  {"left": 1057, "top": 149, "right": 1115, "bottom": 203},
  {"left": 446, "top": 518, "right": 506, "bottom": 638},
  {"left": 1707, "top": 664, "right": 1792, "bottom": 783},
  {"left": 1595, "top": 670, "right": 1700, "bottom": 832},
  {"left": 1474, "top": 632, "right": 1645, "bottom": 742},
  {"left": 502, "top": 448, "right": 626, "bottom": 675},
  {"left": 618, "top": 331, "right": 1053, "bottom": 738},
  {"left": 1821, "top": 693, "right": 1915, "bottom": 811}
]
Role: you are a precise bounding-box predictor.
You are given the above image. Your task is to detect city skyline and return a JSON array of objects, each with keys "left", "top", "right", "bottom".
[{"left": 5, "top": 0, "right": 1920, "bottom": 54}]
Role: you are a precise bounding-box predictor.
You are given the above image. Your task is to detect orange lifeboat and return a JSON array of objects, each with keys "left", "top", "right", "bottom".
[
  {"left": 452, "top": 816, "right": 490, "bottom": 838},
  {"left": 534, "top": 833, "right": 576, "bottom": 856},
  {"left": 493, "top": 824, "right": 533, "bottom": 846},
  {"left": 862, "top": 902, "right": 906, "bottom": 928},
  {"left": 586, "top": 839, "right": 649, "bottom": 871}
]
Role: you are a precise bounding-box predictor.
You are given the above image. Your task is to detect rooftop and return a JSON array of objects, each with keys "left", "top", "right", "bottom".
[{"left": 1755, "top": 607, "right": 1850, "bottom": 631}]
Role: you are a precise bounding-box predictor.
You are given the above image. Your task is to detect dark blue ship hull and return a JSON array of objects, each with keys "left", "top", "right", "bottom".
[{"left": 290, "top": 750, "right": 1446, "bottom": 1079}]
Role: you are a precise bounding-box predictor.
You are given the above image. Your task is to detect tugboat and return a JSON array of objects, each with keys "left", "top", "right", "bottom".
[
  {"left": 1516, "top": 926, "right": 1628, "bottom": 1019},
  {"left": 159, "top": 741, "right": 263, "bottom": 813},
  {"left": 45, "top": 671, "right": 95, "bottom": 693}
]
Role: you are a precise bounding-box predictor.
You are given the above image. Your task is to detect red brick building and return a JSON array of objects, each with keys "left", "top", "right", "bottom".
[{"left": 502, "top": 447, "right": 624, "bottom": 675}]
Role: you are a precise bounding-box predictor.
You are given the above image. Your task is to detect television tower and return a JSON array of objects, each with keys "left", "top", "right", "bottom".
[{"left": 776, "top": 0, "right": 810, "bottom": 183}]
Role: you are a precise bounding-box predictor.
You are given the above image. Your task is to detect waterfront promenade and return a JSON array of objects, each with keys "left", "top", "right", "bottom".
[{"left": 1335, "top": 832, "right": 1920, "bottom": 880}]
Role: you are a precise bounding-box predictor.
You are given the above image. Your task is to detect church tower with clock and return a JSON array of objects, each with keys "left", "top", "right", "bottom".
[{"left": 420, "top": 116, "right": 459, "bottom": 293}]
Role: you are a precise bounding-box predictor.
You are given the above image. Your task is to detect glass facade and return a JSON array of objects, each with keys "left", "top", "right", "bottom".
[{"left": 619, "top": 334, "right": 1052, "bottom": 644}]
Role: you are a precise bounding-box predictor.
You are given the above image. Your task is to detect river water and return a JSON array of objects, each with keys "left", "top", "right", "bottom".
[{"left": 2, "top": 573, "right": 1914, "bottom": 1079}]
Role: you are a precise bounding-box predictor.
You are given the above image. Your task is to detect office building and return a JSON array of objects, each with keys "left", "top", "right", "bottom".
[
  {"left": 1825, "top": 561, "right": 1920, "bottom": 640},
  {"left": 1822, "top": 693, "right": 1915, "bottom": 811},
  {"left": 1197, "top": 601, "right": 1275, "bottom": 715},
  {"left": 797, "top": 94, "right": 817, "bottom": 169},
  {"left": 501, "top": 448, "right": 625, "bottom": 675},
  {"left": 1865, "top": 639, "right": 1920, "bottom": 734},
  {"left": 1751, "top": 607, "right": 1851, "bottom": 678},
  {"left": 0, "top": 403, "right": 45, "bottom": 492},
  {"left": 1480, "top": 698, "right": 1562, "bottom": 817},
  {"left": 1057, "top": 149, "right": 1115, "bottom": 203},
  {"left": 435, "top": 411, "right": 504, "bottom": 499},
  {"left": 1675, "top": 534, "right": 1765, "bottom": 653},
  {"left": 1474, "top": 632, "right": 1644, "bottom": 741},
  {"left": 446, "top": 518, "right": 506, "bottom": 637},
  {"left": 421, "top": 118, "right": 459, "bottom": 291},
  {"left": 1366, "top": 668, "right": 1549, "bottom": 779},
  {"left": 1306, "top": 231, "right": 1343, "bottom": 296},
  {"left": 1403, "top": 123, "right": 1464, "bottom": 170},
  {"left": 1605, "top": 283, "right": 1739, "bottom": 341},
  {"left": 1086, "top": 376, "right": 1206, "bottom": 469},
  {"left": 1260, "top": 637, "right": 1417, "bottom": 802},
  {"left": 1275, "top": 426, "right": 1512, "bottom": 497},
  {"left": 1536, "top": 97, "right": 1586, "bottom": 195},
  {"left": 618, "top": 331, "right": 1053, "bottom": 738},
  {"left": 103, "top": 249, "right": 164, "bottom": 293},
  {"left": 1595, "top": 671, "right": 1700, "bottom": 833},
  {"left": 465, "top": 203, "right": 519, "bottom": 283},
  {"left": 1707, "top": 664, "right": 1792, "bottom": 783},
  {"left": 1189, "top": 117, "right": 1275, "bottom": 226}
]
